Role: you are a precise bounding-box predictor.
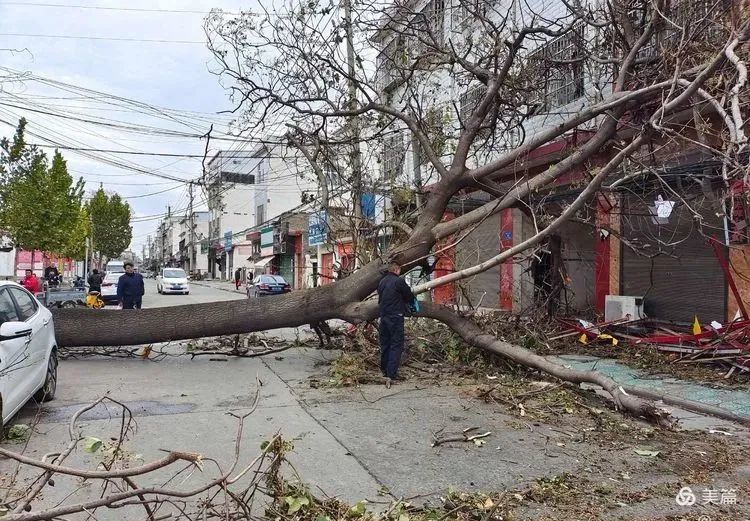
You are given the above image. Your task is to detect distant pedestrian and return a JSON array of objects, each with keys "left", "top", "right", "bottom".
[
  {"left": 117, "top": 262, "right": 145, "bottom": 309},
  {"left": 88, "top": 269, "right": 103, "bottom": 293},
  {"left": 377, "top": 261, "right": 415, "bottom": 388},
  {"left": 21, "top": 269, "right": 42, "bottom": 294},
  {"left": 234, "top": 268, "right": 242, "bottom": 290}
]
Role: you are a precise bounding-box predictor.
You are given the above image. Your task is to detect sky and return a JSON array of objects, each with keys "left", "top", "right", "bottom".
[{"left": 0, "top": 0, "right": 263, "bottom": 256}]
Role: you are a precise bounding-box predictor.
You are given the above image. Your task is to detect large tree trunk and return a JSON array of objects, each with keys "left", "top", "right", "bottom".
[{"left": 52, "top": 262, "right": 387, "bottom": 347}]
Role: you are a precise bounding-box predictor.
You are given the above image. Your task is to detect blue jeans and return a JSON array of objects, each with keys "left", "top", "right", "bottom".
[{"left": 379, "top": 314, "right": 404, "bottom": 379}]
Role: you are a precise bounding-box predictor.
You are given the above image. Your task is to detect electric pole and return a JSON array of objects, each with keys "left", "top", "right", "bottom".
[
  {"left": 343, "top": 0, "right": 363, "bottom": 266},
  {"left": 189, "top": 181, "right": 196, "bottom": 273}
]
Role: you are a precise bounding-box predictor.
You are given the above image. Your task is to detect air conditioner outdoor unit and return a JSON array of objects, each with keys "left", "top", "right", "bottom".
[{"left": 604, "top": 295, "right": 645, "bottom": 322}]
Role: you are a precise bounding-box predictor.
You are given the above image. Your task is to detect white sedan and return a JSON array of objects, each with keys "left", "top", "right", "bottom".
[
  {"left": 0, "top": 281, "right": 58, "bottom": 428},
  {"left": 156, "top": 268, "right": 190, "bottom": 295},
  {"left": 100, "top": 272, "right": 121, "bottom": 303}
]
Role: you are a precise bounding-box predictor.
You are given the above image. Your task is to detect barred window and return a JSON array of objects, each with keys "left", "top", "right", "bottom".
[
  {"left": 527, "top": 23, "right": 585, "bottom": 111},
  {"left": 629, "top": 0, "right": 729, "bottom": 59},
  {"left": 376, "top": 37, "right": 404, "bottom": 92},
  {"left": 459, "top": 83, "right": 488, "bottom": 126},
  {"left": 451, "top": 0, "right": 487, "bottom": 32},
  {"left": 382, "top": 132, "right": 405, "bottom": 181}
]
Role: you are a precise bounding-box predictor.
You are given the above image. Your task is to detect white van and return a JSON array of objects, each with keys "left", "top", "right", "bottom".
[{"left": 105, "top": 260, "right": 125, "bottom": 274}]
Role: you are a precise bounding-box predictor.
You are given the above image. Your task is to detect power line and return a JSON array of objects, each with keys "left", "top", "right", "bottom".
[
  {"left": 2, "top": 2, "right": 245, "bottom": 15},
  {"left": 0, "top": 32, "right": 205, "bottom": 44}
]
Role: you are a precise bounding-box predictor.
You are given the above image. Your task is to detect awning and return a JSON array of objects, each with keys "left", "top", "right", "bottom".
[{"left": 247, "top": 256, "right": 274, "bottom": 269}]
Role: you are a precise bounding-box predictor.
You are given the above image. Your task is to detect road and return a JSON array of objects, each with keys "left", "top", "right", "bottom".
[
  {"left": 5, "top": 280, "right": 750, "bottom": 520},
  {"left": 2, "top": 280, "right": 381, "bottom": 518},
  {"left": 103, "top": 278, "right": 247, "bottom": 308}
]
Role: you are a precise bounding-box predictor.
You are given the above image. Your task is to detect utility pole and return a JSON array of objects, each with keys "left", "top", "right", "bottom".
[
  {"left": 343, "top": 0, "right": 363, "bottom": 266},
  {"left": 188, "top": 181, "right": 196, "bottom": 273}
]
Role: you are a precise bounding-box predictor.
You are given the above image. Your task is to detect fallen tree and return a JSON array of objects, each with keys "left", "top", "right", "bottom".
[{"left": 49, "top": 1, "right": 750, "bottom": 425}]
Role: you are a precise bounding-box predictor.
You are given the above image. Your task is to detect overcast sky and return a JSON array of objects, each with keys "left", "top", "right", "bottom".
[{"left": 0, "top": 0, "right": 262, "bottom": 255}]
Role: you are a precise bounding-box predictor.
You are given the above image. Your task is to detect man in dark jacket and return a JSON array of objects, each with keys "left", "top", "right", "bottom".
[
  {"left": 377, "top": 261, "right": 414, "bottom": 387},
  {"left": 234, "top": 267, "right": 242, "bottom": 290},
  {"left": 88, "top": 269, "right": 103, "bottom": 293},
  {"left": 117, "top": 262, "right": 145, "bottom": 309}
]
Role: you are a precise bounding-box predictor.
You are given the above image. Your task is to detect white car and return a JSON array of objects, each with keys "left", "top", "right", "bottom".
[
  {"left": 100, "top": 272, "right": 122, "bottom": 304},
  {"left": 157, "top": 268, "right": 190, "bottom": 295},
  {"left": 0, "top": 281, "right": 58, "bottom": 428}
]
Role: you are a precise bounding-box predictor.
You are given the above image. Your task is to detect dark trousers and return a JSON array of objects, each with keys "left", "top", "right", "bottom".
[
  {"left": 122, "top": 297, "right": 142, "bottom": 310},
  {"left": 379, "top": 314, "right": 404, "bottom": 379},
  {"left": 235, "top": 279, "right": 241, "bottom": 290}
]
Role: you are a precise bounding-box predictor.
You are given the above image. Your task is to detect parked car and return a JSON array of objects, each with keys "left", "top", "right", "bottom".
[
  {"left": 247, "top": 275, "right": 291, "bottom": 297},
  {"left": 0, "top": 281, "right": 58, "bottom": 428},
  {"left": 157, "top": 268, "right": 190, "bottom": 295},
  {"left": 100, "top": 272, "right": 121, "bottom": 304},
  {"left": 106, "top": 260, "right": 125, "bottom": 274}
]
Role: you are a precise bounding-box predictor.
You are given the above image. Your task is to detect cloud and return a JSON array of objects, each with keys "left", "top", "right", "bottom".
[{"left": 0, "top": 0, "right": 260, "bottom": 252}]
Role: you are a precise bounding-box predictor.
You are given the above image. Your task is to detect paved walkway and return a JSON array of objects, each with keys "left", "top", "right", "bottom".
[{"left": 192, "top": 279, "right": 246, "bottom": 295}]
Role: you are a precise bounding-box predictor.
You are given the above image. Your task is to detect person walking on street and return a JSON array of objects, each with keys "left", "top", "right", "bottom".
[
  {"left": 21, "top": 269, "right": 42, "bottom": 294},
  {"left": 117, "top": 262, "right": 145, "bottom": 309},
  {"left": 234, "top": 268, "right": 242, "bottom": 290},
  {"left": 377, "top": 261, "right": 414, "bottom": 388},
  {"left": 88, "top": 269, "right": 103, "bottom": 293}
]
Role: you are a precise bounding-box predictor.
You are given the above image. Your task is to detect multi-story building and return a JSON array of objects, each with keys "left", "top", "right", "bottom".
[
  {"left": 205, "top": 143, "right": 318, "bottom": 279},
  {"left": 178, "top": 211, "right": 210, "bottom": 275},
  {"left": 156, "top": 212, "right": 182, "bottom": 268},
  {"left": 372, "top": 0, "right": 742, "bottom": 323}
]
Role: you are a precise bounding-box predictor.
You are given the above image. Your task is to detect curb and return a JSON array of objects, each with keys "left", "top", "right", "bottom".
[{"left": 192, "top": 281, "right": 246, "bottom": 295}]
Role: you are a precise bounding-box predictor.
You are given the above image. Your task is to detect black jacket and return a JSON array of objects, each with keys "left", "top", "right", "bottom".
[
  {"left": 377, "top": 272, "right": 413, "bottom": 316},
  {"left": 117, "top": 272, "right": 145, "bottom": 299},
  {"left": 88, "top": 273, "right": 103, "bottom": 292}
]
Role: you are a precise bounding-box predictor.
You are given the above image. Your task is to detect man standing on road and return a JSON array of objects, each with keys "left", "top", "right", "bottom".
[
  {"left": 88, "top": 269, "right": 103, "bottom": 293},
  {"left": 377, "top": 261, "right": 415, "bottom": 388},
  {"left": 21, "top": 269, "right": 42, "bottom": 294},
  {"left": 234, "top": 267, "right": 242, "bottom": 290},
  {"left": 117, "top": 262, "right": 145, "bottom": 309}
]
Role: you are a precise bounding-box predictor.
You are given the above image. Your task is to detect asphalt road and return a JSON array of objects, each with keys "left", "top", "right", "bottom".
[
  {"left": 2, "top": 280, "right": 379, "bottom": 518},
  {"left": 100, "top": 278, "right": 246, "bottom": 308},
  {"left": 140, "top": 278, "right": 245, "bottom": 307}
]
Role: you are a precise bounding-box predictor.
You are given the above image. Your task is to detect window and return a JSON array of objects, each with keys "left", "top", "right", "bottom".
[
  {"left": 451, "top": 0, "right": 487, "bottom": 32},
  {"left": 629, "top": 0, "right": 726, "bottom": 60},
  {"left": 8, "top": 288, "right": 38, "bottom": 322},
  {"left": 0, "top": 289, "right": 19, "bottom": 325},
  {"left": 376, "top": 37, "right": 405, "bottom": 92},
  {"left": 163, "top": 269, "right": 187, "bottom": 278},
  {"left": 256, "top": 204, "right": 266, "bottom": 226},
  {"left": 257, "top": 161, "right": 267, "bottom": 183},
  {"left": 459, "top": 83, "right": 488, "bottom": 127},
  {"left": 527, "top": 23, "right": 585, "bottom": 111},
  {"left": 382, "top": 132, "right": 405, "bottom": 181}
]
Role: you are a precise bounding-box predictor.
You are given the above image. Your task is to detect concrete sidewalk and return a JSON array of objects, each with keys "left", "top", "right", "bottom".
[
  {"left": 192, "top": 279, "right": 246, "bottom": 295},
  {"left": 3, "top": 343, "right": 750, "bottom": 519}
]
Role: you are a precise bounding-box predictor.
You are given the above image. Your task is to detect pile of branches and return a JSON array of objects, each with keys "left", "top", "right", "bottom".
[{"left": 58, "top": 333, "right": 310, "bottom": 362}]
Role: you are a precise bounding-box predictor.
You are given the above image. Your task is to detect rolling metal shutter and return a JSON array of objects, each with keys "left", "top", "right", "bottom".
[
  {"left": 620, "top": 193, "right": 727, "bottom": 323},
  {"left": 455, "top": 216, "right": 500, "bottom": 308}
]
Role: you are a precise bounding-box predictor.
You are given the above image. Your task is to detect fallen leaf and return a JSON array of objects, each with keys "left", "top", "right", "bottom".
[
  {"left": 284, "top": 495, "right": 310, "bottom": 514},
  {"left": 634, "top": 448, "right": 660, "bottom": 458},
  {"left": 83, "top": 437, "right": 103, "bottom": 453},
  {"left": 349, "top": 500, "right": 367, "bottom": 517}
]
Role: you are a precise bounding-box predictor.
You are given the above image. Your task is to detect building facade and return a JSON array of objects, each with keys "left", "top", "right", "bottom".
[{"left": 372, "top": 0, "right": 742, "bottom": 324}]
